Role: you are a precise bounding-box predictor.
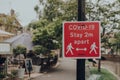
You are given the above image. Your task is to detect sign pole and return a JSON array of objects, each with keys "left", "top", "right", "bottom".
[
  {"left": 77, "top": 0, "right": 86, "bottom": 80},
  {"left": 63, "top": 0, "right": 100, "bottom": 79}
]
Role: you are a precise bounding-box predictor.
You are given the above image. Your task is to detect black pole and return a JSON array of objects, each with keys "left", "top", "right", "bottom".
[
  {"left": 77, "top": 0, "right": 86, "bottom": 80},
  {"left": 98, "top": 59, "right": 101, "bottom": 72},
  {"left": 78, "top": 0, "right": 86, "bottom": 21},
  {"left": 77, "top": 59, "right": 85, "bottom": 80}
]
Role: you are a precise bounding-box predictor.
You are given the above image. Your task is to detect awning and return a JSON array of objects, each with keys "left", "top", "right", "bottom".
[{"left": 0, "top": 30, "right": 14, "bottom": 37}]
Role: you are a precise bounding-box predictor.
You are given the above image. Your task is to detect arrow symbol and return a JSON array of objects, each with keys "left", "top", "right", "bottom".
[{"left": 76, "top": 48, "right": 87, "bottom": 51}]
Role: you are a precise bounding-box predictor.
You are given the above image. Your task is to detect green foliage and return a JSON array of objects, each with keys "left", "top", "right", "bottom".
[
  {"left": 86, "top": 0, "right": 120, "bottom": 33},
  {"left": 29, "top": 0, "right": 78, "bottom": 54},
  {"left": 28, "top": 19, "right": 48, "bottom": 29},
  {"left": 86, "top": 0, "right": 120, "bottom": 50},
  {"left": 32, "top": 28, "right": 59, "bottom": 49},
  {"left": 13, "top": 45, "right": 27, "bottom": 57},
  {"left": 34, "top": 0, "right": 77, "bottom": 21},
  {"left": 33, "top": 45, "right": 50, "bottom": 55},
  {"left": 115, "top": 32, "right": 120, "bottom": 42},
  {"left": 42, "top": 0, "right": 64, "bottom": 21},
  {"left": 0, "top": 73, "right": 5, "bottom": 78},
  {"left": 61, "top": 0, "right": 77, "bottom": 21},
  {"left": 11, "top": 70, "right": 18, "bottom": 78},
  {"left": 6, "top": 70, "right": 18, "bottom": 80},
  {"left": 31, "top": 19, "right": 62, "bottom": 55},
  {"left": 30, "top": 0, "right": 120, "bottom": 55},
  {"left": 90, "top": 68, "right": 117, "bottom": 80},
  {"left": 108, "top": 38, "right": 117, "bottom": 45},
  {"left": 53, "top": 19, "right": 62, "bottom": 48}
]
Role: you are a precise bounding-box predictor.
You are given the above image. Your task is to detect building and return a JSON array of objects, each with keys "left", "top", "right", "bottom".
[{"left": 0, "top": 9, "right": 22, "bottom": 41}]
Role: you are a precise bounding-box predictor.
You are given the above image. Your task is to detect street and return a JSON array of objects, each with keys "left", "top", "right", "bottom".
[
  {"left": 32, "top": 58, "right": 76, "bottom": 80},
  {"left": 4, "top": 33, "right": 76, "bottom": 80},
  {"left": 3, "top": 32, "right": 120, "bottom": 80}
]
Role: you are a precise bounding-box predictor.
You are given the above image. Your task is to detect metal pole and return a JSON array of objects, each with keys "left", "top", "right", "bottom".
[
  {"left": 77, "top": 59, "right": 85, "bottom": 80},
  {"left": 78, "top": 0, "right": 85, "bottom": 21},
  {"left": 98, "top": 59, "right": 101, "bottom": 72},
  {"left": 77, "top": 0, "right": 86, "bottom": 80}
]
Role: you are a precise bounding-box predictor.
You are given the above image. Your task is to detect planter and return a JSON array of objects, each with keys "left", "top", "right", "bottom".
[
  {"left": 0, "top": 74, "right": 5, "bottom": 79},
  {"left": 34, "top": 65, "right": 40, "bottom": 73},
  {"left": 17, "top": 68, "right": 25, "bottom": 79}
]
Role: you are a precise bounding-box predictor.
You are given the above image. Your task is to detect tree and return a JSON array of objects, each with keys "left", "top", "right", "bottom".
[
  {"left": 34, "top": 0, "right": 63, "bottom": 21},
  {"left": 28, "top": 19, "right": 49, "bottom": 29},
  {"left": 13, "top": 45, "right": 27, "bottom": 58},
  {"left": 32, "top": 21, "right": 60, "bottom": 52},
  {"left": 31, "top": 0, "right": 77, "bottom": 49},
  {"left": 30, "top": 0, "right": 120, "bottom": 57},
  {"left": 33, "top": 45, "right": 49, "bottom": 55},
  {"left": 86, "top": 0, "right": 120, "bottom": 30},
  {"left": 13, "top": 45, "right": 27, "bottom": 67},
  {"left": 86, "top": 0, "right": 120, "bottom": 50}
]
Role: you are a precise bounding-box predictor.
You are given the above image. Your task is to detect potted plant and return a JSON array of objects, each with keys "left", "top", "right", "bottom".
[
  {"left": 4, "top": 70, "right": 18, "bottom": 80},
  {"left": 0, "top": 73, "right": 5, "bottom": 79},
  {"left": 13, "top": 45, "right": 26, "bottom": 79},
  {"left": 32, "top": 45, "right": 50, "bottom": 73},
  {"left": 10, "top": 70, "right": 18, "bottom": 80},
  {"left": 13, "top": 45, "right": 27, "bottom": 65}
]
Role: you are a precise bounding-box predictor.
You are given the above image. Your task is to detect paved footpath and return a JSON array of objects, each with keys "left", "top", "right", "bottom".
[
  {"left": 24, "top": 59, "right": 120, "bottom": 80},
  {"left": 24, "top": 73, "right": 43, "bottom": 80},
  {"left": 31, "top": 58, "right": 76, "bottom": 80},
  {"left": 24, "top": 62, "right": 60, "bottom": 80}
]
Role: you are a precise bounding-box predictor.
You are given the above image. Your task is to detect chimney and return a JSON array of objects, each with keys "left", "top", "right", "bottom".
[{"left": 10, "top": 9, "right": 15, "bottom": 16}]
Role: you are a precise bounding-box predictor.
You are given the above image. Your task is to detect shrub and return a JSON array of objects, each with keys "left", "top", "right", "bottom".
[
  {"left": 33, "top": 45, "right": 50, "bottom": 55},
  {"left": 0, "top": 73, "right": 5, "bottom": 78},
  {"left": 13, "top": 45, "right": 27, "bottom": 57},
  {"left": 90, "top": 68, "right": 117, "bottom": 80},
  {"left": 11, "top": 70, "right": 18, "bottom": 78}
]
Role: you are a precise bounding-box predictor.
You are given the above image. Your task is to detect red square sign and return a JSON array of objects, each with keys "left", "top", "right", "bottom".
[{"left": 63, "top": 21, "right": 101, "bottom": 58}]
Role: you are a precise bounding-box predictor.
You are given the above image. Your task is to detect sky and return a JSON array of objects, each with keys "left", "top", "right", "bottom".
[
  {"left": 0, "top": 0, "right": 39, "bottom": 26},
  {"left": 0, "top": 0, "right": 115, "bottom": 26}
]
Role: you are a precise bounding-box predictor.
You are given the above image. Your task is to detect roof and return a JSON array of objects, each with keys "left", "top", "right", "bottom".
[{"left": 0, "top": 29, "right": 14, "bottom": 36}]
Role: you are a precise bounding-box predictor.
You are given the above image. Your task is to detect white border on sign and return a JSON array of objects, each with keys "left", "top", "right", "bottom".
[{"left": 62, "top": 21, "right": 101, "bottom": 59}]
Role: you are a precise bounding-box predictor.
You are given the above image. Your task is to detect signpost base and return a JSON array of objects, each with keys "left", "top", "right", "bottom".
[{"left": 77, "top": 59, "right": 85, "bottom": 80}]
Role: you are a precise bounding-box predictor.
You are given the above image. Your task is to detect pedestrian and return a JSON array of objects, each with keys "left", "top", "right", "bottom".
[
  {"left": 22, "top": 60, "right": 27, "bottom": 73},
  {"left": 26, "top": 50, "right": 36, "bottom": 58}
]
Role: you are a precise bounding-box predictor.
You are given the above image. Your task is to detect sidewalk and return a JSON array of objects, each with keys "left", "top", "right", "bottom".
[
  {"left": 24, "top": 73, "right": 43, "bottom": 80},
  {"left": 24, "top": 60, "right": 60, "bottom": 80}
]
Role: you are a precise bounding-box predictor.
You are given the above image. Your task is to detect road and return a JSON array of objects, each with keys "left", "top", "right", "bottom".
[
  {"left": 4, "top": 33, "right": 76, "bottom": 80},
  {"left": 32, "top": 58, "right": 76, "bottom": 80},
  {"left": 4, "top": 33, "right": 33, "bottom": 50}
]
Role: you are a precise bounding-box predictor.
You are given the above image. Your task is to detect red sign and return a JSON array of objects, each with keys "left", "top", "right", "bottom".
[{"left": 63, "top": 21, "right": 101, "bottom": 58}]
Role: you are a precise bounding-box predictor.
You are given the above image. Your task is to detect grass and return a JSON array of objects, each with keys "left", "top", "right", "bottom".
[{"left": 90, "top": 68, "right": 117, "bottom": 80}]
